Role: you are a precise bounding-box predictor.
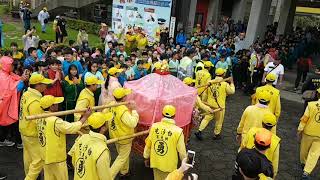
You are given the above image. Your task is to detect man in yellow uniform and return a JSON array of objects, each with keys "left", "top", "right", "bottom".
[
  {"left": 240, "top": 113, "right": 281, "bottom": 178},
  {"left": 143, "top": 105, "right": 187, "bottom": 180},
  {"left": 74, "top": 75, "right": 103, "bottom": 121},
  {"left": 195, "top": 68, "right": 235, "bottom": 140},
  {"left": 183, "top": 77, "right": 215, "bottom": 113},
  {"left": 252, "top": 73, "right": 281, "bottom": 120},
  {"left": 195, "top": 61, "right": 213, "bottom": 101},
  {"left": 69, "top": 112, "right": 113, "bottom": 180},
  {"left": 236, "top": 90, "right": 276, "bottom": 144},
  {"left": 37, "top": 95, "right": 92, "bottom": 180},
  {"left": 19, "top": 74, "right": 53, "bottom": 180},
  {"left": 298, "top": 87, "right": 320, "bottom": 179},
  {"left": 105, "top": 87, "right": 139, "bottom": 179}
]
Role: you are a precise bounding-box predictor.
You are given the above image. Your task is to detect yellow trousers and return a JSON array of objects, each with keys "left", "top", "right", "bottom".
[
  {"left": 44, "top": 162, "right": 68, "bottom": 180},
  {"left": 21, "top": 135, "right": 44, "bottom": 180},
  {"left": 300, "top": 133, "right": 320, "bottom": 174},
  {"left": 199, "top": 109, "right": 225, "bottom": 135},
  {"left": 110, "top": 142, "right": 132, "bottom": 179},
  {"left": 153, "top": 168, "right": 169, "bottom": 180}
]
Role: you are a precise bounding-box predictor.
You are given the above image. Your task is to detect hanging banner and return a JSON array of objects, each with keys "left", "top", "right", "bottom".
[
  {"left": 112, "top": 0, "right": 173, "bottom": 43},
  {"left": 169, "top": 16, "right": 176, "bottom": 38}
]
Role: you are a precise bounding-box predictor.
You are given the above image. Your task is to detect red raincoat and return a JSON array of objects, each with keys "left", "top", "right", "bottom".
[{"left": 0, "top": 56, "right": 21, "bottom": 126}]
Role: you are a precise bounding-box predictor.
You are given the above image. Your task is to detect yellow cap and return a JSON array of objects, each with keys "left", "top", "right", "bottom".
[
  {"left": 113, "top": 88, "right": 132, "bottom": 99},
  {"left": 29, "top": 74, "right": 53, "bottom": 85},
  {"left": 88, "top": 112, "right": 113, "bottom": 129},
  {"left": 255, "top": 128, "right": 272, "bottom": 147},
  {"left": 256, "top": 90, "right": 271, "bottom": 103},
  {"left": 40, "top": 95, "right": 64, "bottom": 109},
  {"left": 154, "top": 62, "right": 162, "bottom": 70},
  {"left": 266, "top": 73, "right": 276, "bottom": 82},
  {"left": 85, "top": 76, "right": 104, "bottom": 85},
  {"left": 183, "top": 77, "right": 196, "bottom": 86},
  {"left": 262, "top": 113, "right": 277, "bottom": 127},
  {"left": 43, "top": 7, "right": 47, "bottom": 10},
  {"left": 215, "top": 68, "right": 226, "bottom": 76},
  {"left": 108, "top": 67, "right": 123, "bottom": 75},
  {"left": 162, "top": 105, "right": 176, "bottom": 118},
  {"left": 203, "top": 61, "right": 214, "bottom": 68}
]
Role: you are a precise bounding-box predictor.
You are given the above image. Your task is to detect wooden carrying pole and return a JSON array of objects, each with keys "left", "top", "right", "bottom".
[
  {"left": 201, "top": 108, "right": 223, "bottom": 116},
  {"left": 196, "top": 77, "right": 232, "bottom": 89},
  {"left": 77, "top": 130, "right": 150, "bottom": 145},
  {"left": 26, "top": 102, "right": 129, "bottom": 120}
]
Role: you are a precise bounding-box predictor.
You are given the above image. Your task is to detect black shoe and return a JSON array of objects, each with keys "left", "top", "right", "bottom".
[
  {"left": 119, "top": 172, "right": 131, "bottom": 179},
  {"left": 301, "top": 172, "right": 311, "bottom": 180},
  {"left": 0, "top": 173, "right": 7, "bottom": 180},
  {"left": 194, "top": 131, "right": 203, "bottom": 141},
  {"left": 213, "top": 134, "right": 221, "bottom": 140}
]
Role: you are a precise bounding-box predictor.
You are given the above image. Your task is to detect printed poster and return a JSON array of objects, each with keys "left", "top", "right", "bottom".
[{"left": 112, "top": 0, "right": 173, "bottom": 43}]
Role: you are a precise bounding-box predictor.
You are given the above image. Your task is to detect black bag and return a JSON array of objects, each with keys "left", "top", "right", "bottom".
[{"left": 44, "top": 18, "right": 48, "bottom": 24}]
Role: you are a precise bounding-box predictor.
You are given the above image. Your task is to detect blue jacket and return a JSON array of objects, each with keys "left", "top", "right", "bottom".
[
  {"left": 176, "top": 33, "right": 187, "bottom": 45},
  {"left": 133, "top": 66, "right": 147, "bottom": 80},
  {"left": 23, "top": 56, "right": 36, "bottom": 68},
  {"left": 62, "top": 60, "right": 84, "bottom": 75},
  {"left": 118, "top": 73, "right": 127, "bottom": 86}
]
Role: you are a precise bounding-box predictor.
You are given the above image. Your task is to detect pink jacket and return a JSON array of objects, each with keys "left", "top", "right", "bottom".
[{"left": 0, "top": 56, "right": 21, "bottom": 126}]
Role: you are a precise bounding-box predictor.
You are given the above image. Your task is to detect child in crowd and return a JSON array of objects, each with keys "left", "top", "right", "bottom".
[
  {"left": 37, "top": 40, "right": 47, "bottom": 61},
  {"left": 44, "top": 59, "right": 63, "bottom": 97},
  {"left": 118, "top": 64, "right": 128, "bottom": 86},
  {"left": 134, "top": 60, "right": 147, "bottom": 80},
  {"left": 125, "top": 58, "right": 135, "bottom": 81},
  {"left": 32, "top": 61, "right": 47, "bottom": 75},
  {"left": 84, "top": 59, "right": 104, "bottom": 103},
  {"left": 62, "top": 64, "right": 84, "bottom": 122},
  {"left": 62, "top": 47, "right": 83, "bottom": 75},
  {"left": 10, "top": 42, "right": 24, "bottom": 61},
  {"left": 24, "top": 47, "right": 38, "bottom": 68}
]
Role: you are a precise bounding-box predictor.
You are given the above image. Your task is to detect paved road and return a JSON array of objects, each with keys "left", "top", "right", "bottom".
[{"left": 0, "top": 90, "right": 319, "bottom": 180}]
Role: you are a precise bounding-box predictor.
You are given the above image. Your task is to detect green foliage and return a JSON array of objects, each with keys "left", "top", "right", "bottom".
[
  {"left": 295, "top": 16, "right": 320, "bottom": 28},
  {"left": 66, "top": 18, "right": 100, "bottom": 35},
  {"left": 0, "top": 4, "right": 9, "bottom": 15},
  {"left": 2, "top": 20, "right": 101, "bottom": 49}
]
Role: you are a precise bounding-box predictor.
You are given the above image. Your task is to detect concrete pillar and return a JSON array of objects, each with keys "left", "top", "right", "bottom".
[
  {"left": 206, "top": 0, "right": 222, "bottom": 28},
  {"left": 244, "top": 0, "right": 272, "bottom": 48},
  {"left": 186, "top": 0, "right": 197, "bottom": 35},
  {"left": 232, "top": 0, "right": 247, "bottom": 23},
  {"left": 267, "top": 0, "right": 278, "bottom": 25},
  {"left": 277, "top": 0, "right": 297, "bottom": 34},
  {"left": 273, "top": 0, "right": 282, "bottom": 23}
]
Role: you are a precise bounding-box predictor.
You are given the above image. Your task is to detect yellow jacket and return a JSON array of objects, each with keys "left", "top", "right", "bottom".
[
  {"left": 195, "top": 69, "right": 211, "bottom": 100},
  {"left": 298, "top": 100, "right": 320, "bottom": 137},
  {"left": 165, "top": 169, "right": 184, "bottom": 180},
  {"left": 241, "top": 127, "right": 281, "bottom": 177},
  {"left": 143, "top": 118, "right": 187, "bottom": 173},
  {"left": 69, "top": 131, "right": 112, "bottom": 180},
  {"left": 252, "top": 85, "right": 281, "bottom": 119},
  {"left": 19, "top": 88, "right": 44, "bottom": 137},
  {"left": 37, "top": 116, "right": 82, "bottom": 164},
  {"left": 237, "top": 104, "right": 276, "bottom": 135},
  {"left": 74, "top": 88, "right": 95, "bottom": 122},
  {"left": 195, "top": 95, "right": 212, "bottom": 112},
  {"left": 207, "top": 77, "right": 235, "bottom": 108},
  {"left": 136, "top": 34, "right": 148, "bottom": 50},
  {"left": 104, "top": 101, "right": 139, "bottom": 144}
]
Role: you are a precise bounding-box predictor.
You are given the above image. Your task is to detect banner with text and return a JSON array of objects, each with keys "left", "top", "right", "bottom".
[{"left": 112, "top": 0, "right": 172, "bottom": 43}]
